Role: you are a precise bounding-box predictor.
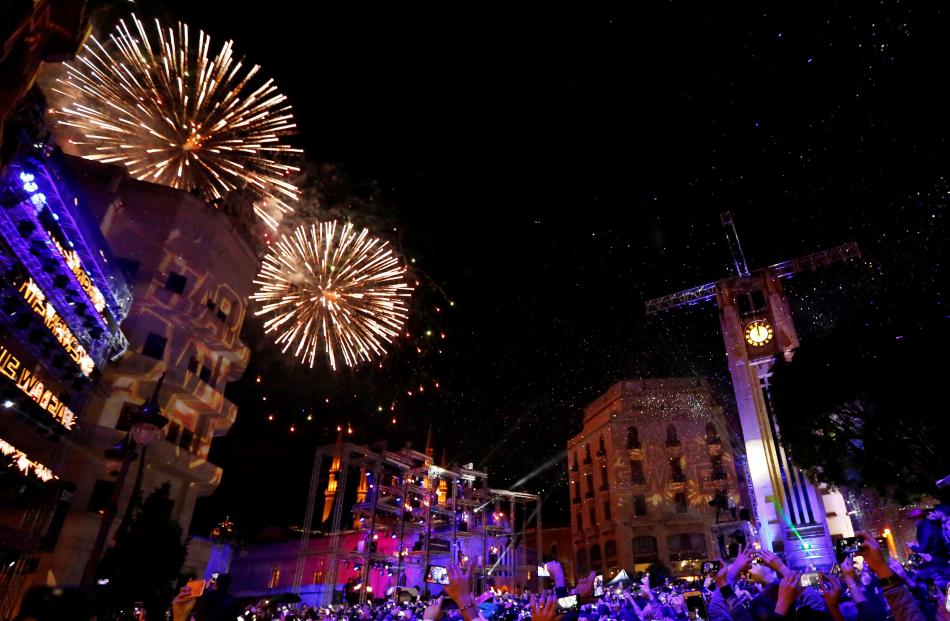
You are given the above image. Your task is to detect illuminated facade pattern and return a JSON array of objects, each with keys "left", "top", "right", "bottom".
[
  {"left": 567, "top": 378, "right": 748, "bottom": 577},
  {"left": 38, "top": 155, "right": 257, "bottom": 587}
]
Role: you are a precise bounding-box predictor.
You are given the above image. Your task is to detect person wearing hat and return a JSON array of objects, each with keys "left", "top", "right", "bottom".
[{"left": 907, "top": 504, "right": 949, "bottom": 579}]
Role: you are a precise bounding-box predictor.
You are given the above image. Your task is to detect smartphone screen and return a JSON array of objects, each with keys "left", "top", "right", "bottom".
[
  {"left": 685, "top": 591, "right": 707, "bottom": 620},
  {"left": 426, "top": 565, "right": 450, "bottom": 585},
  {"left": 945, "top": 584, "right": 950, "bottom": 613},
  {"left": 594, "top": 574, "right": 604, "bottom": 597},
  {"left": 800, "top": 572, "right": 821, "bottom": 588},
  {"left": 537, "top": 564, "right": 550, "bottom": 577},
  {"left": 186, "top": 579, "right": 205, "bottom": 598},
  {"left": 556, "top": 595, "right": 579, "bottom": 613}
]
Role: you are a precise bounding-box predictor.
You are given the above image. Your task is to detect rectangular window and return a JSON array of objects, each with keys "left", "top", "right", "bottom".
[
  {"left": 589, "top": 506, "right": 596, "bottom": 527},
  {"left": 165, "top": 422, "right": 180, "bottom": 444},
  {"left": 142, "top": 332, "right": 167, "bottom": 360},
  {"left": 585, "top": 473, "right": 594, "bottom": 497},
  {"left": 600, "top": 464, "right": 609, "bottom": 490},
  {"left": 87, "top": 479, "right": 116, "bottom": 513},
  {"left": 577, "top": 512, "right": 583, "bottom": 530},
  {"left": 216, "top": 309, "right": 228, "bottom": 323},
  {"left": 187, "top": 357, "right": 199, "bottom": 374},
  {"left": 179, "top": 428, "right": 193, "bottom": 451},
  {"left": 633, "top": 495, "right": 647, "bottom": 517},
  {"left": 199, "top": 366, "right": 212, "bottom": 384},
  {"left": 630, "top": 460, "right": 645, "bottom": 485},
  {"left": 603, "top": 500, "right": 612, "bottom": 521},
  {"left": 206, "top": 298, "right": 216, "bottom": 311},
  {"left": 671, "top": 456, "right": 686, "bottom": 482},
  {"left": 675, "top": 492, "right": 688, "bottom": 513},
  {"left": 165, "top": 271, "right": 188, "bottom": 295},
  {"left": 116, "top": 257, "right": 141, "bottom": 281}
]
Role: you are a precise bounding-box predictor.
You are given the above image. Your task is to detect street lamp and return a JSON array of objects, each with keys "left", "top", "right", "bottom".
[{"left": 80, "top": 373, "right": 168, "bottom": 587}]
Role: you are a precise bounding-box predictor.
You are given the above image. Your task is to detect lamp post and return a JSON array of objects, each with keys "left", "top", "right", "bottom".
[{"left": 80, "top": 374, "right": 168, "bottom": 587}]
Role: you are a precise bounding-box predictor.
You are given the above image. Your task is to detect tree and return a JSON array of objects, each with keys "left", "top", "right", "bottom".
[
  {"left": 95, "top": 483, "right": 188, "bottom": 620},
  {"left": 645, "top": 561, "right": 672, "bottom": 584},
  {"left": 769, "top": 310, "right": 949, "bottom": 504}
]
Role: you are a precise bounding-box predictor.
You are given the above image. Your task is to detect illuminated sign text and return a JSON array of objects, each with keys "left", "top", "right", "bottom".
[
  {"left": 50, "top": 236, "right": 107, "bottom": 314},
  {"left": 17, "top": 278, "right": 95, "bottom": 376},
  {"left": 0, "top": 343, "right": 77, "bottom": 430}
]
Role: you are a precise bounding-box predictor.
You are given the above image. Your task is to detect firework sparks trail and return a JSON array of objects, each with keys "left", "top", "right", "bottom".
[
  {"left": 251, "top": 220, "right": 413, "bottom": 370},
  {"left": 51, "top": 14, "right": 302, "bottom": 229}
]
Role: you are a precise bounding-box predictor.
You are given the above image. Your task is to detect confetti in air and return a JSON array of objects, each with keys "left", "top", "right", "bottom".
[
  {"left": 251, "top": 220, "right": 413, "bottom": 370},
  {"left": 51, "top": 14, "right": 302, "bottom": 229}
]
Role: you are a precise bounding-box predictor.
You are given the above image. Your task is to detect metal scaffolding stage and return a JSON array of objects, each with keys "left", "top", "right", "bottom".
[{"left": 291, "top": 439, "right": 542, "bottom": 605}]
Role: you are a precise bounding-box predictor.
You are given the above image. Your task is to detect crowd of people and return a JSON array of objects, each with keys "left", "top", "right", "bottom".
[{"left": 165, "top": 510, "right": 950, "bottom": 621}]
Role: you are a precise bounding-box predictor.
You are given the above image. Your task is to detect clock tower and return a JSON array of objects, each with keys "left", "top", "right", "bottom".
[
  {"left": 645, "top": 213, "right": 858, "bottom": 568},
  {"left": 718, "top": 270, "right": 849, "bottom": 567}
]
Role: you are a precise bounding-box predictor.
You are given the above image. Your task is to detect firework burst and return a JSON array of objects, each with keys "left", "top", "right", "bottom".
[
  {"left": 51, "top": 14, "right": 302, "bottom": 229},
  {"left": 251, "top": 220, "right": 412, "bottom": 370}
]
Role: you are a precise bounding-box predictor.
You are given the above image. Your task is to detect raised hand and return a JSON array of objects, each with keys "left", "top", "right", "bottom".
[
  {"left": 530, "top": 594, "right": 559, "bottom": 621},
  {"left": 172, "top": 585, "right": 196, "bottom": 621},
  {"left": 818, "top": 572, "right": 842, "bottom": 608},
  {"left": 423, "top": 596, "right": 444, "bottom": 621},
  {"left": 775, "top": 572, "right": 802, "bottom": 617},
  {"left": 445, "top": 563, "right": 472, "bottom": 602},
  {"left": 727, "top": 544, "right": 755, "bottom": 584},
  {"left": 856, "top": 531, "right": 891, "bottom": 578},
  {"left": 573, "top": 571, "right": 597, "bottom": 601},
  {"left": 841, "top": 556, "right": 856, "bottom": 581},
  {"left": 757, "top": 549, "right": 789, "bottom": 577},
  {"left": 547, "top": 560, "right": 567, "bottom": 589}
]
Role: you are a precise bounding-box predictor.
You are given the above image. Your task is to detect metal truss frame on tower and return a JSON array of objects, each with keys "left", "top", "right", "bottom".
[
  {"left": 644, "top": 241, "right": 861, "bottom": 316},
  {"left": 292, "top": 442, "right": 542, "bottom": 606}
]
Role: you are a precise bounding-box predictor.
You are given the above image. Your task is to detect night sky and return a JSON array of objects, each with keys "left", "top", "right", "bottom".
[{"left": 112, "top": 3, "right": 947, "bottom": 538}]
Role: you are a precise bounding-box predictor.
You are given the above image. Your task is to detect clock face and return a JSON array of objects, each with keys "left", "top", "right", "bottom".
[{"left": 745, "top": 320, "right": 774, "bottom": 347}]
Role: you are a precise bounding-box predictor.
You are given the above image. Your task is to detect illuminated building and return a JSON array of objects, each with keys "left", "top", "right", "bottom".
[
  {"left": 32, "top": 154, "right": 258, "bottom": 586},
  {"left": 645, "top": 213, "right": 859, "bottom": 568},
  {"left": 222, "top": 442, "right": 541, "bottom": 605},
  {"left": 0, "top": 0, "right": 90, "bottom": 164},
  {"left": 0, "top": 126, "right": 130, "bottom": 610},
  {"left": 567, "top": 378, "right": 750, "bottom": 578}
]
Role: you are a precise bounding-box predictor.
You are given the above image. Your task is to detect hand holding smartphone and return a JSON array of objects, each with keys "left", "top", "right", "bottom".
[{"left": 185, "top": 579, "right": 206, "bottom": 599}]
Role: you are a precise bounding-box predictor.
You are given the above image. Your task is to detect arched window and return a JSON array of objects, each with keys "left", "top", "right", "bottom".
[
  {"left": 584, "top": 444, "right": 592, "bottom": 464},
  {"left": 268, "top": 564, "right": 281, "bottom": 589},
  {"left": 571, "top": 451, "right": 579, "bottom": 471},
  {"left": 627, "top": 426, "right": 640, "bottom": 450},
  {"left": 598, "top": 434, "right": 606, "bottom": 455},
  {"left": 573, "top": 479, "right": 581, "bottom": 502},
  {"left": 705, "top": 422, "right": 720, "bottom": 444},
  {"left": 666, "top": 424, "right": 680, "bottom": 446}
]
